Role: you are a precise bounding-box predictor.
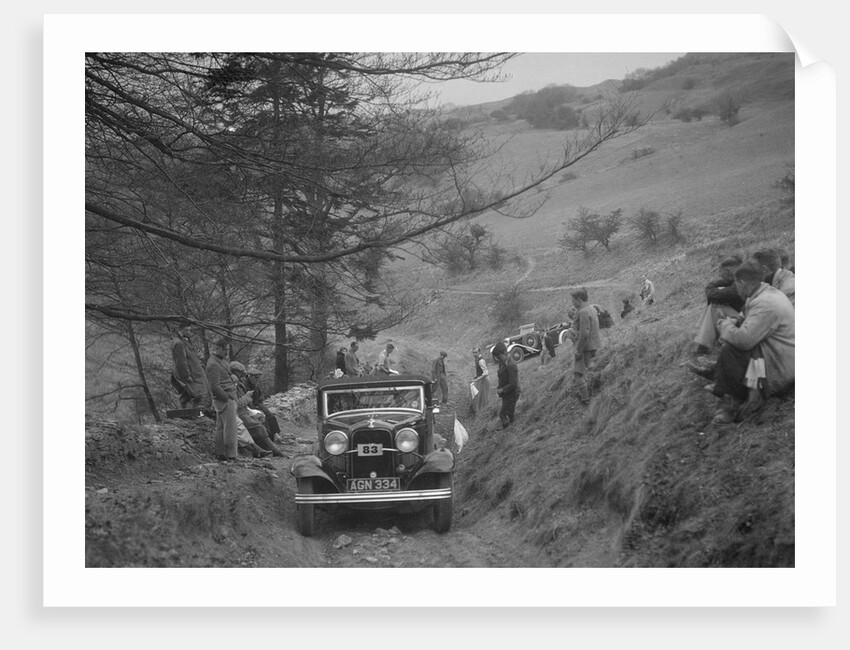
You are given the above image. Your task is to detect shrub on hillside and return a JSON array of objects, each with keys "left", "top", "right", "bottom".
[
  {"left": 630, "top": 147, "right": 655, "bottom": 160},
  {"left": 715, "top": 91, "right": 744, "bottom": 126},
  {"left": 560, "top": 207, "right": 622, "bottom": 253},
  {"left": 489, "top": 285, "right": 529, "bottom": 329},
  {"left": 774, "top": 165, "right": 795, "bottom": 212},
  {"left": 507, "top": 85, "right": 581, "bottom": 130},
  {"left": 490, "top": 108, "right": 510, "bottom": 122},
  {"left": 682, "top": 77, "right": 697, "bottom": 90},
  {"left": 666, "top": 210, "right": 685, "bottom": 243},
  {"left": 630, "top": 207, "right": 662, "bottom": 244},
  {"left": 672, "top": 107, "right": 707, "bottom": 122}
]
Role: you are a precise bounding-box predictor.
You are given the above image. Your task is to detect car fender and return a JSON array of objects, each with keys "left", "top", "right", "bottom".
[
  {"left": 289, "top": 455, "right": 339, "bottom": 490},
  {"left": 411, "top": 448, "right": 455, "bottom": 481}
]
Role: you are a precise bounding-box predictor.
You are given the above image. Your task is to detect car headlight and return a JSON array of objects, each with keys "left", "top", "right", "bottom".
[
  {"left": 395, "top": 428, "right": 419, "bottom": 453},
  {"left": 323, "top": 430, "right": 348, "bottom": 456}
]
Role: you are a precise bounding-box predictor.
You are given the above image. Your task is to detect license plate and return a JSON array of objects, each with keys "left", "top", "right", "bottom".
[
  {"left": 346, "top": 477, "right": 400, "bottom": 491},
  {"left": 357, "top": 443, "right": 383, "bottom": 456}
]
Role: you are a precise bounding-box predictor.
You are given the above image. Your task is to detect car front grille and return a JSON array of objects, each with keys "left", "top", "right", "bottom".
[{"left": 349, "top": 428, "right": 394, "bottom": 479}]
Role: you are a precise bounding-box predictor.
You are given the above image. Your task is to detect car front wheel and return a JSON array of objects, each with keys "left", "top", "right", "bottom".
[
  {"left": 509, "top": 347, "right": 525, "bottom": 362},
  {"left": 297, "top": 477, "right": 315, "bottom": 537},
  {"left": 433, "top": 473, "right": 453, "bottom": 533}
]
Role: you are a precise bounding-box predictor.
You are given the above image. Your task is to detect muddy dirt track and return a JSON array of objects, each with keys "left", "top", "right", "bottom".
[{"left": 84, "top": 415, "right": 548, "bottom": 568}]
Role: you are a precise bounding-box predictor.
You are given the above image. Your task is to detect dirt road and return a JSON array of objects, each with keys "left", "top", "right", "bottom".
[{"left": 84, "top": 415, "right": 547, "bottom": 568}]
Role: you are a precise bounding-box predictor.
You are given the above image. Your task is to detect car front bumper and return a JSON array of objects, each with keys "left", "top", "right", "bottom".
[{"left": 295, "top": 487, "right": 451, "bottom": 505}]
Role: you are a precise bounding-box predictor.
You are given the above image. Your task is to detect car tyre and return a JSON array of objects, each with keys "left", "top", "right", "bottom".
[
  {"left": 522, "top": 333, "right": 539, "bottom": 348},
  {"left": 433, "top": 473, "right": 453, "bottom": 534},
  {"left": 297, "top": 477, "right": 315, "bottom": 537},
  {"left": 509, "top": 346, "right": 525, "bottom": 362}
]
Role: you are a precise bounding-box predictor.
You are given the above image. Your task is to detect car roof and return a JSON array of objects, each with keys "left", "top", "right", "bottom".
[{"left": 318, "top": 373, "right": 431, "bottom": 390}]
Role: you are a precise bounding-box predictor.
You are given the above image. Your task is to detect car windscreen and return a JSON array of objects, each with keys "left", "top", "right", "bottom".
[{"left": 323, "top": 385, "right": 424, "bottom": 417}]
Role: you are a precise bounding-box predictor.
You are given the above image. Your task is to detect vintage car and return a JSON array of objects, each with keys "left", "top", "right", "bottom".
[
  {"left": 487, "top": 322, "right": 575, "bottom": 362},
  {"left": 289, "top": 373, "right": 454, "bottom": 537}
]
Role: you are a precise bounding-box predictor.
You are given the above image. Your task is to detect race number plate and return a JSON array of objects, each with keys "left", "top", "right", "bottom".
[
  {"left": 357, "top": 443, "right": 383, "bottom": 456},
  {"left": 346, "top": 477, "right": 400, "bottom": 491}
]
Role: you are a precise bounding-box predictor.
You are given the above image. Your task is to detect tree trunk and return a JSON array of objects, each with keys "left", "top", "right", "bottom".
[{"left": 125, "top": 321, "right": 161, "bottom": 423}]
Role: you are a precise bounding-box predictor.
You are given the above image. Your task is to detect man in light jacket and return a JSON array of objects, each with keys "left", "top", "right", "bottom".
[{"left": 711, "top": 262, "right": 795, "bottom": 423}]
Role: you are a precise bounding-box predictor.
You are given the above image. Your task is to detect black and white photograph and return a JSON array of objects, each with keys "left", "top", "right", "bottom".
[
  {"left": 80, "top": 48, "right": 798, "bottom": 570},
  {"left": 31, "top": 9, "right": 839, "bottom": 638}
]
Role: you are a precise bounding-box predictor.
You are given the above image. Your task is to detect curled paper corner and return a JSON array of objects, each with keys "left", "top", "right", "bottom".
[{"left": 761, "top": 14, "right": 825, "bottom": 71}]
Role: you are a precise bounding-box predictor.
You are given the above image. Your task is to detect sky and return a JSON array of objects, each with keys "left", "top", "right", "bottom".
[{"left": 429, "top": 52, "right": 685, "bottom": 106}]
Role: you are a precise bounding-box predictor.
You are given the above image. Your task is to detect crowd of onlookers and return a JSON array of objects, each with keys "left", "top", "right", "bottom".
[{"left": 170, "top": 244, "right": 795, "bottom": 456}]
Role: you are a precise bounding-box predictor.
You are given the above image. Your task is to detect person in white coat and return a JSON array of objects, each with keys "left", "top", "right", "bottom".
[{"left": 711, "top": 262, "right": 795, "bottom": 423}]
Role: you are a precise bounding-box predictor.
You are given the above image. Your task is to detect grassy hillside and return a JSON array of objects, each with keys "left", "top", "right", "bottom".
[{"left": 385, "top": 52, "right": 795, "bottom": 566}]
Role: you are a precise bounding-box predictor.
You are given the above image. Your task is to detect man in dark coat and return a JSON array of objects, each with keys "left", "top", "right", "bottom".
[
  {"left": 689, "top": 256, "right": 744, "bottom": 365},
  {"left": 431, "top": 351, "right": 449, "bottom": 404},
  {"left": 171, "top": 325, "right": 209, "bottom": 408},
  {"left": 492, "top": 342, "right": 520, "bottom": 429}
]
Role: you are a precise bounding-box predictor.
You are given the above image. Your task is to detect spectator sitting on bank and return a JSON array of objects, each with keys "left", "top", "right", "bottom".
[
  {"left": 777, "top": 248, "right": 795, "bottom": 274},
  {"left": 620, "top": 298, "right": 634, "bottom": 319},
  {"left": 229, "top": 361, "right": 279, "bottom": 457},
  {"left": 344, "top": 341, "right": 362, "bottom": 376},
  {"left": 243, "top": 367, "right": 283, "bottom": 443},
  {"left": 708, "top": 262, "right": 795, "bottom": 424},
  {"left": 688, "top": 255, "right": 745, "bottom": 364},
  {"left": 752, "top": 248, "right": 795, "bottom": 306}
]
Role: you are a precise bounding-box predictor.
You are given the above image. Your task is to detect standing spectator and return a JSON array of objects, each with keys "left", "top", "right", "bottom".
[
  {"left": 470, "top": 348, "right": 490, "bottom": 416},
  {"left": 205, "top": 338, "right": 239, "bottom": 462},
  {"left": 570, "top": 287, "right": 600, "bottom": 404},
  {"left": 492, "top": 341, "right": 520, "bottom": 429},
  {"left": 540, "top": 326, "right": 557, "bottom": 366},
  {"left": 244, "top": 367, "right": 282, "bottom": 442},
  {"left": 710, "top": 262, "right": 795, "bottom": 423},
  {"left": 335, "top": 347, "right": 347, "bottom": 374},
  {"left": 640, "top": 275, "right": 656, "bottom": 306},
  {"left": 374, "top": 343, "right": 395, "bottom": 375},
  {"left": 171, "top": 325, "right": 209, "bottom": 408},
  {"left": 752, "top": 248, "right": 795, "bottom": 306},
  {"left": 690, "top": 255, "right": 745, "bottom": 358},
  {"left": 344, "top": 341, "right": 362, "bottom": 376},
  {"left": 431, "top": 351, "right": 449, "bottom": 404}
]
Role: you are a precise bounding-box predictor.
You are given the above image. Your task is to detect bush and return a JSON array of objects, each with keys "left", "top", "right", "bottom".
[
  {"left": 560, "top": 207, "right": 622, "bottom": 253},
  {"left": 490, "top": 109, "right": 510, "bottom": 122},
  {"left": 489, "top": 285, "right": 529, "bottom": 329},
  {"left": 666, "top": 210, "right": 685, "bottom": 243},
  {"left": 625, "top": 111, "right": 641, "bottom": 127},
  {"left": 672, "top": 107, "right": 707, "bottom": 122},
  {"left": 560, "top": 171, "right": 578, "bottom": 183},
  {"left": 682, "top": 77, "right": 696, "bottom": 90},
  {"left": 716, "top": 92, "right": 743, "bottom": 126},
  {"left": 774, "top": 165, "right": 794, "bottom": 211},
  {"left": 631, "top": 147, "right": 655, "bottom": 160},
  {"left": 631, "top": 208, "right": 662, "bottom": 244}
]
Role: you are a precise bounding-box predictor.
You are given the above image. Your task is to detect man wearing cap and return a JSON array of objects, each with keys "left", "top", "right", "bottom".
[
  {"left": 492, "top": 342, "right": 520, "bottom": 429},
  {"left": 205, "top": 338, "right": 240, "bottom": 461},
  {"left": 431, "top": 351, "right": 449, "bottom": 405}
]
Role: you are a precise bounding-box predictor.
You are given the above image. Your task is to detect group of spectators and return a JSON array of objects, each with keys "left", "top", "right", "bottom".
[
  {"left": 687, "top": 247, "right": 795, "bottom": 424},
  {"left": 171, "top": 328, "right": 285, "bottom": 462},
  {"left": 334, "top": 341, "right": 397, "bottom": 378}
]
